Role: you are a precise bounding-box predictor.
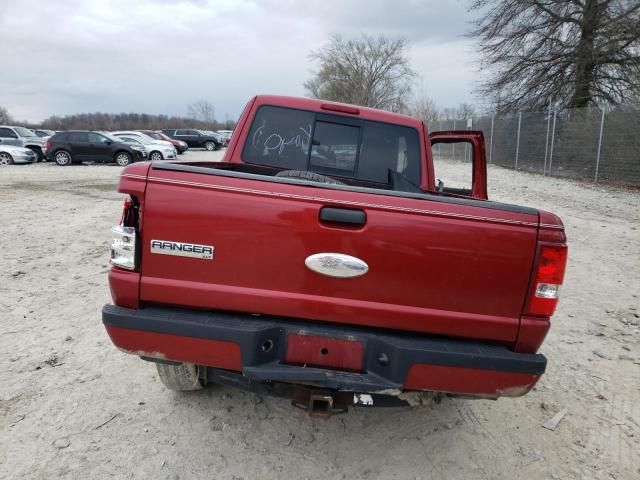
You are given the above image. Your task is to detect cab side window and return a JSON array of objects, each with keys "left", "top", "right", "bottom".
[
  {"left": 89, "top": 133, "right": 109, "bottom": 144},
  {"left": 0, "top": 128, "right": 17, "bottom": 138}
]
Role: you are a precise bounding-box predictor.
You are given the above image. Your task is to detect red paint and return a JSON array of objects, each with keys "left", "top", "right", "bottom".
[
  {"left": 514, "top": 316, "right": 550, "bottom": 353},
  {"left": 108, "top": 268, "right": 140, "bottom": 309},
  {"left": 320, "top": 103, "right": 360, "bottom": 115},
  {"left": 105, "top": 326, "right": 242, "bottom": 371},
  {"left": 117, "top": 161, "right": 150, "bottom": 197},
  {"left": 285, "top": 333, "right": 364, "bottom": 371},
  {"left": 405, "top": 364, "right": 540, "bottom": 397},
  {"left": 538, "top": 210, "right": 567, "bottom": 243},
  {"left": 137, "top": 167, "right": 537, "bottom": 342},
  {"left": 429, "top": 131, "right": 488, "bottom": 200}
]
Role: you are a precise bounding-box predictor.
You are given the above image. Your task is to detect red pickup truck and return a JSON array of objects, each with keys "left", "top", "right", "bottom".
[{"left": 104, "top": 95, "right": 567, "bottom": 413}]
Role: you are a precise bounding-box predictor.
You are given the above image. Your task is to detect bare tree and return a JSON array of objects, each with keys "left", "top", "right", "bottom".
[
  {"left": 38, "top": 112, "right": 235, "bottom": 131},
  {"left": 456, "top": 103, "right": 477, "bottom": 120},
  {"left": 440, "top": 104, "right": 477, "bottom": 121},
  {"left": 304, "top": 35, "right": 416, "bottom": 112},
  {"left": 187, "top": 100, "right": 216, "bottom": 123},
  {"left": 408, "top": 83, "right": 440, "bottom": 123},
  {"left": 469, "top": 0, "right": 640, "bottom": 111},
  {"left": 0, "top": 105, "right": 13, "bottom": 124}
]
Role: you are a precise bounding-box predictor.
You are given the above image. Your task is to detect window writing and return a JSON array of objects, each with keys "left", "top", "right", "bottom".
[{"left": 242, "top": 105, "right": 421, "bottom": 185}]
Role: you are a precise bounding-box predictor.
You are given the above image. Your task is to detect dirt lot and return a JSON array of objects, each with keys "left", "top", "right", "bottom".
[{"left": 1, "top": 150, "right": 639, "bottom": 480}]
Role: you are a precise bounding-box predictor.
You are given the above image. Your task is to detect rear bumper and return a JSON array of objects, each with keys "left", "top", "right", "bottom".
[{"left": 102, "top": 305, "right": 546, "bottom": 398}]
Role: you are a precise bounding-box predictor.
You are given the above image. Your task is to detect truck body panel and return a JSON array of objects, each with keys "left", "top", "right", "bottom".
[
  {"left": 104, "top": 95, "right": 568, "bottom": 404},
  {"left": 136, "top": 165, "right": 538, "bottom": 343}
]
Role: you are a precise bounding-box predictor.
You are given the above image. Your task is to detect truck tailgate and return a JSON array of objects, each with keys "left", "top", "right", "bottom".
[{"left": 138, "top": 166, "right": 538, "bottom": 343}]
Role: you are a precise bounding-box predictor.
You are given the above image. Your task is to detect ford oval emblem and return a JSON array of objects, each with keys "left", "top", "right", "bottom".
[{"left": 305, "top": 253, "right": 368, "bottom": 278}]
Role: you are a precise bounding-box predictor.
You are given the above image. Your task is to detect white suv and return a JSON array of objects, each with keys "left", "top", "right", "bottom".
[{"left": 0, "top": 126, "right": 46, "bottom": 161}]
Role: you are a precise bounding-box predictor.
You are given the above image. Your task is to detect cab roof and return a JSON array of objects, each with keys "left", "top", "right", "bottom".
[{"left": 252, "top": 95, "right": 422, "bottom": 128}]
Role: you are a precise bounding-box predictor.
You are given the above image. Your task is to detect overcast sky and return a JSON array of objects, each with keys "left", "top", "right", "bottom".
[{"left": 0, "top": 0, "right": 480, "bottom": 123}]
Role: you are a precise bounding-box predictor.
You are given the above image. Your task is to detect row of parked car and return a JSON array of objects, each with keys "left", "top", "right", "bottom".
[{"left": 0, "top": 126, "right": 233, "bottom": 166}]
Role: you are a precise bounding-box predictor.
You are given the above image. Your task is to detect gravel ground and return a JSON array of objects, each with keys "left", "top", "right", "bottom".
[{"left": 1, "top": 150, "right": 639, "bottom": 480}]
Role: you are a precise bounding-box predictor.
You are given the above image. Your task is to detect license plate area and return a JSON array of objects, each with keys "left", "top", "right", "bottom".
[{"left": 284, "top": 333, "right": 364, "bottom": 372}]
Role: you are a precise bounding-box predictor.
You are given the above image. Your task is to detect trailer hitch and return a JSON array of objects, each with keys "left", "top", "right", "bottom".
[{"left": 292, "top": 390, "right": 350, "bottom": 417}]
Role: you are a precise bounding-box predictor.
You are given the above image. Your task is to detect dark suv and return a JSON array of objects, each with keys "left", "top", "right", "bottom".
[
  {"left": 161, "top": 129, "right": 222, "bottom": 150},
  {"left": 46, "top": 131, "right": 144, "bottom": 166}
]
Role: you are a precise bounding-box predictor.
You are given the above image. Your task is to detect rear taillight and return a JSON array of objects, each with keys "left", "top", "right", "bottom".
[
  {"left": 111, "top": 197, "right": 138, "bottom": 270},
  {"left": 111, "top": 226, "right": 137, "bottom": 270},
  {"left": 526, "top": 244, "right": 568, "bottom": 317}
]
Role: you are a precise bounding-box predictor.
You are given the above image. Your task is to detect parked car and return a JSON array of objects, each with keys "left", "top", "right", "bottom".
[
  {"left": 137, "top": 130, "right": 188, "bottom": 154},
  {"left": 45, "top": 131, "right": 144, "bottom": 166},
  {"left": 161, "top": 128, "right": 222, "bottom": 150},
  {"left": 217, "top": 130, "right": 233, "bottom": 145},
  {"left": 33, "top": 129, "right": 56, "bottom": 138},
  {"left": 201, "top": 130, "right": 227, "bottom": 147},
  {"left": 103, "top": 95, "right": 568, "bottom": 413},
  {"left": 0, "top": 126, "right": 46, "bottom": 161},
  {"left": 111, "top": 132, "right": 176, "bottom": 161},
  {"left": 0, "top": 144, "right": 37, "bottom": 165},
  {"left": 113, "top": 136, "right": 149, "bottom": 159}
]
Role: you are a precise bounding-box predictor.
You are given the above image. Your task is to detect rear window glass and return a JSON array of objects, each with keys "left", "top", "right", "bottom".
[
  {"left": 69, "top": 132, "right": 89, "bottom": 142},
  {"left": 242, "top": 105, "right": 421, "bottom": 185},
  {"left": 309, "top": 121, "right": 359, "bottom": 173}
]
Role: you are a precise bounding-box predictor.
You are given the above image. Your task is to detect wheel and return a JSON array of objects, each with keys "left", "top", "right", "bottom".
[
  {"left": 54, "top": 150, "right": 72, "bottom": 166},
  {"left": 0, "top": 152, "right": 14, "bottom": 165},
  {"left": 204, "top": 141, "right": 215, "bottom": 151},
  {"left": 156, "top": 363, "right": 203, "bottom": 391},
  {"left": 115, "top": 151, "right": 132, "bottom": 166},
  {"left": 275, "top": 170, "right": 344, "bottom": 185},
  {"left": 149, "top": 151, "right": 163, "bottom": 162}
]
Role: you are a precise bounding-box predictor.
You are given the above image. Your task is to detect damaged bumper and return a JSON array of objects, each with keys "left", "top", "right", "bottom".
[{"left": 102, "top": 304, "right": 546, "bottom": 399}]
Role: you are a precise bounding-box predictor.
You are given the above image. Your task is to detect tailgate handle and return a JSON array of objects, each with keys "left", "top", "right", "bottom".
[{"left": 320, "top": 207, "right": 366, "bottom": 226}]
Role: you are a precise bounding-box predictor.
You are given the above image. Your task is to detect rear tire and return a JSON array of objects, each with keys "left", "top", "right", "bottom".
[
  {"left": 275, "top": 170, "right": 344, "bottom": 185},
  {"left": 54, "top": 150, "right": 72, "bottom": 166},
  {"left": 115, "top": 151, "right": 132, "bottom": 166},
  {"left": 156, "top": 363, "right": 203, "bottom": 391}
]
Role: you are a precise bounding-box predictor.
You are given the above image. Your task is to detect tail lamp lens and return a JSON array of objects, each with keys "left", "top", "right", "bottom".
[
  {"left": 527, "top": 245, "right": 568, "bottom": 316},
  {"left": 111, "top": 225, "right": 137, "bottom": 270}
]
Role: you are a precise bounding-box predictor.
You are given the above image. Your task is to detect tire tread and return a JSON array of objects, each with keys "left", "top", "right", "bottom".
[{"left": 156, "top": 363, "right": 203, "bottom": 391}]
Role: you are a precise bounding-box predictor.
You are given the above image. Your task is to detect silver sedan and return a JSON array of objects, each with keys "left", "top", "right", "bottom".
[{"left": 0, "top": 144, "right": 37, "bottom": 165}]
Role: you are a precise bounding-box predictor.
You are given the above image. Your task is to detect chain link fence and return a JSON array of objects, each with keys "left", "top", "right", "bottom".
[{"left": 430, "top": 107, "right": 640, "bottom": 187}]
